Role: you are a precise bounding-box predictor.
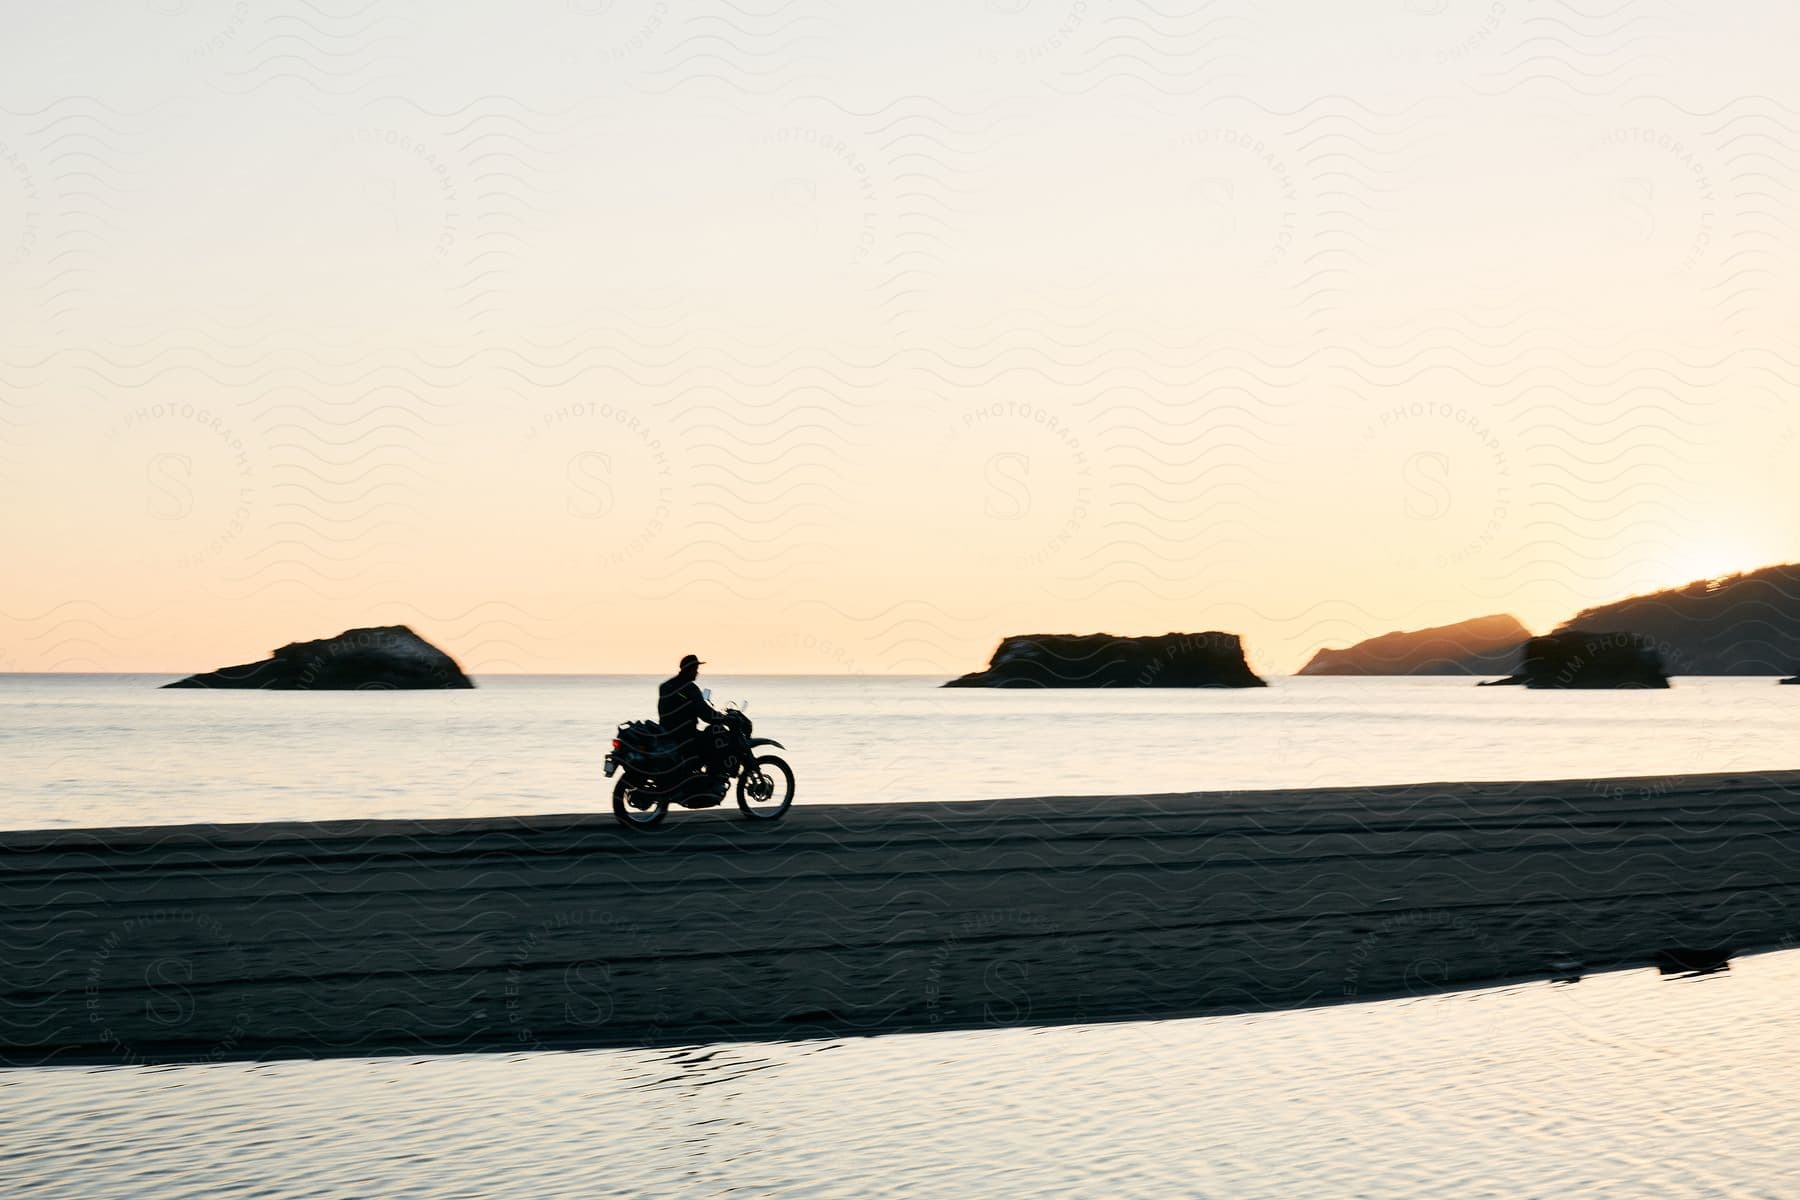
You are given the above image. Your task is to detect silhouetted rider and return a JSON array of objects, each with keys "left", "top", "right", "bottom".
[{"left": 658, "top": 653, "right": 723, "bottom": 775}]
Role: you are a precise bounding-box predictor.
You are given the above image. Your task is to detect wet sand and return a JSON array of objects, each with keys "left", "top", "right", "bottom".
[{"left": 4, "top": 770, "right": 1800, "bottom": 1067}]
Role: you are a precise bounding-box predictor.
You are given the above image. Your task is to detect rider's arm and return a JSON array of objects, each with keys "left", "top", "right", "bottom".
[{"left": 689, "top": 682, "right": 725, "bottom": 723}]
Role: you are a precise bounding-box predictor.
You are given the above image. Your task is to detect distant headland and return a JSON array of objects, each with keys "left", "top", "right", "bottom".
[
  {"left": 1550, "top": 563, "right": 1800, "bottom": 675},
  {"left": 163, "top": 626, "right": 474, "bottom": 690},
  {"left": 1300, "top": 614, "right": 1530, "bottom": 676}
]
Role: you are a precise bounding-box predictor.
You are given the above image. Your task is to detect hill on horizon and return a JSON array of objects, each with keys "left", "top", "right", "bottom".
[
  {"left": 1299, "top": 614, "right": 1532, "bottom": 676},
  {"left": 1554, "top": 563, "right": 1800, "bottom": 675}
]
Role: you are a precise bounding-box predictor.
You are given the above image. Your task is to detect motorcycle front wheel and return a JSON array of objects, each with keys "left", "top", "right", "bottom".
[
  {"left": 613, "top": 777, "right": 670, "bottom": 830},
  {"left": 736, "top": 755, "right": 795, "bottom": 822}
]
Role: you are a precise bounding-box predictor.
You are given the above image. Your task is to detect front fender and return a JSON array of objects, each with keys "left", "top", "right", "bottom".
[{"left": 749, "top": 736, "right": 785, "bottom": 750}]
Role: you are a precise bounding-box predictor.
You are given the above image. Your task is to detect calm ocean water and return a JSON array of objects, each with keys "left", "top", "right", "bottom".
[
  {"left": 1, "top": 672, "right": 1796, "bottom": 831},
  {"left": 0, "top": 673, "right": 1793, "bottom": 831},
  {"left": 7, "top": 674, "right": 1799, "bottom": 1198},
  {"left": 7, "top": 948, "right": 1800, "bottom": 1198}
]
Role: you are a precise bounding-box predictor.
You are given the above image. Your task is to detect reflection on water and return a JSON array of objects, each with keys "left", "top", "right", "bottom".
[{"left": 7, "top": 949, "right": 1800, "bottom": 1198}]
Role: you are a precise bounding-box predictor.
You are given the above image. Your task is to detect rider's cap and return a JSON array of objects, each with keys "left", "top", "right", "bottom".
[{"left": 680, "top": 653, "right": 704, "bottom": 671}]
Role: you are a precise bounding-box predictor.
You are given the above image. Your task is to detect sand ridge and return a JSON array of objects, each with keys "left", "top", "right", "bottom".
[{"left": 4, "top": 770, "right": 1799, "bottom": 1066}]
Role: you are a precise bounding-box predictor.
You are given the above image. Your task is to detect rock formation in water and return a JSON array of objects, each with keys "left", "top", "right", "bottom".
[
  {"left": 163, "top": 626, "right": 475, "bottom": 690},
  {"left": 1783, "top": 675, "right": 1800, "bottom": 686},
  {"left": 1478, "top": 631, "right": 1670, "bottom": 689},
  {"left": 1299, "top": 614, "right": 1530, "bottom": 676},
  {"left": 1553, "top": 564, "right": 1800, "bottom": 675},
  {"left": 943, "top": 632, "right": 1267, "bottom": 688}
]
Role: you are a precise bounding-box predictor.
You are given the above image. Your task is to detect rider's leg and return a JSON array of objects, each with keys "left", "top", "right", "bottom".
[
  {"left": 701, "top": 727, "right": 729, "bottom": 781},
  {"left": 673, "top": 734, "right": 704, "bottom": 779}
]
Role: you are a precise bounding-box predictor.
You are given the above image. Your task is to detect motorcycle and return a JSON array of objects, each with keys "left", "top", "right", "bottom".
[{"left": 604, "top": 702, "right": 795, "bottom": 830}]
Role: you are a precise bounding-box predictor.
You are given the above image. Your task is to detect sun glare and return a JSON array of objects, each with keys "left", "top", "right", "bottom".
[{"left": 1663, "top": 537, "right": 1760, "bottom": 589}]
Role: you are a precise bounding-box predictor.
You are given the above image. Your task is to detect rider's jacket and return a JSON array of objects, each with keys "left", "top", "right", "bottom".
[{"left": 657, "top": 673, "right": 721, "bottom": 745}]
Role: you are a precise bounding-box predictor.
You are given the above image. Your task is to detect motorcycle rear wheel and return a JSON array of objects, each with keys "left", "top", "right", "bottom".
[
  {"left": 613, "top": 777, "right": 670, "bottom": 830},
  {"left": 736, "top": 755, "right": 795, "bottom": 822}
]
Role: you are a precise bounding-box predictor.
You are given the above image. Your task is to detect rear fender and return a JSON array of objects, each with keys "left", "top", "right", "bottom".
[{"left": 749, "top": 737, "right": 785, "bottom": 750}]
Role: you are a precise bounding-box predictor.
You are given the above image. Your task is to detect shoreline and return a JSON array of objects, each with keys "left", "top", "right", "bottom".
[{"left": 5, "top": 770, "right": 1799, "bottom": 1067}]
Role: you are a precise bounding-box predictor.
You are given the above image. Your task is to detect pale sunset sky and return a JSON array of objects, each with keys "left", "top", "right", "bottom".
[{"left": 2, "top": 1, "right": 1796, "bottom": 675}]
